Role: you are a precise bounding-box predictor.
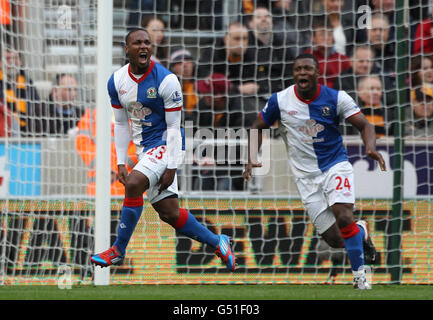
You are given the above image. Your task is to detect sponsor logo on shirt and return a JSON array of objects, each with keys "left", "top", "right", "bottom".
[
  {"left": 299, "top": 119, "right": 325, "bottom": 143},
  {"left": 127, "top": 101, "right": 152, "bottom": 122},
  {"left": 172, "top": 91, "right": 182, "bottom": 102}
]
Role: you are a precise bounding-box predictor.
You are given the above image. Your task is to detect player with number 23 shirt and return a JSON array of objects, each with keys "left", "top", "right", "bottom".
[{"left": 90, "top": 28, "right": 235, "bottom": 272}]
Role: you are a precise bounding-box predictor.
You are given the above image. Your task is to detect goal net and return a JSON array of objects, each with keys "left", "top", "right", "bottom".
[{"left": 0, "top": 0, "right": 432, "bottom": 286}]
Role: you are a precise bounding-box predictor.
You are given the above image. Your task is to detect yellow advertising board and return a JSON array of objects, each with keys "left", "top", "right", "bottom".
[{"left": 1, "top": 198, "right": 432, "bottom": 285}]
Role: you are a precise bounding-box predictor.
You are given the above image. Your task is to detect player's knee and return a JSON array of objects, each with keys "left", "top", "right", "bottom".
[
  {"left": 325, "top": 237, "right": 344, "bottom": 249},
  {"left": 125, "top": 174, "right": 148, "bottom": 197},
  {"left": 158, "top": 211, "right": 170, "bottom": 224},
  {"left": 332, "top": 204, "right": 354, "bottom": 229},
  {"left": 124, "top": 179, "right": 140, "bottom": 194},
  {"left": 336, "top": 214, "right": 354, "bottom": 229},
  {"left": 153, "top": 199, "right": 180, "bottom": 226},
  {"left": 321, "top": 226, "right": 344, "bottom": 249},
  {"left": 157, "top": 209, "right": 178, "bottom": 225},
  {"left": 321, "top": 232, "right": 344, "bottom": 249}
]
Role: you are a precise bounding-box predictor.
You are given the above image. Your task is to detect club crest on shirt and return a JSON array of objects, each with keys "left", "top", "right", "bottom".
[
  {"left": 321, "top": 106, "right": 332, "bottom": 117},
  {"left": 146, "top": 87, "right": 157, "bottom": 98},
  {"left": 127, "top": 101, "right": 152, "bottom": 120}
]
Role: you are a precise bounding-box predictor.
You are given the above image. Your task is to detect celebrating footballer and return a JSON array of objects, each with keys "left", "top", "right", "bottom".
[{"left": 244, "top": 53, "right": 386, "bottom": 289}]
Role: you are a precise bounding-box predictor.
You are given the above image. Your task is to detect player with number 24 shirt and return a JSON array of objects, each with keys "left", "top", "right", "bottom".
[{"left": 243, "top": 53, "right": 386, "bottom": 289}]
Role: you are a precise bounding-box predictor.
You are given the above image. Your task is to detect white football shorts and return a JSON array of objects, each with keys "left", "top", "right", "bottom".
[
  {"left": 294, "top": 161, "right": 355, "bottom": 235},
  {"left": 133, "top": 145, "right": 184, "bottom": 204}
]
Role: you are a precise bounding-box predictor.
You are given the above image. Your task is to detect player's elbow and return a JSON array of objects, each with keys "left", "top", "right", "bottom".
[
  {"left": 251, "top": 116, "right": 269, "bottom": 131},
  {"left": 360, "top": 120, "right": 375, "bottom": 136}
]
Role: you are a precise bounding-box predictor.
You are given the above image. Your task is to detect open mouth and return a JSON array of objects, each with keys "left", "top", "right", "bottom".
[
  {"left": 298, "top": 79, "right": 309, "bottom": 88},
  {"left": 138, "top": 52, "right": 148, "bottom": 61}
]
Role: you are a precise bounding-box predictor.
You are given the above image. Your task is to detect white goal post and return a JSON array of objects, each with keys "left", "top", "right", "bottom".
[{"left": 94, "top": 0, "right": 112, "bottom": 286}]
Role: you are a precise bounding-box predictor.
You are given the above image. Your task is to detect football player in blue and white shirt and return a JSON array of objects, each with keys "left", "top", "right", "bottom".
[
  {"left": 91, "top": 28, "right": 235, "bottom": 271},
  {"left": 243, "top": 53, "right": 386, "bottom": 289}
]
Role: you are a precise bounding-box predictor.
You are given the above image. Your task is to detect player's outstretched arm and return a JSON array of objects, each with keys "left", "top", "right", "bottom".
[
  {"left": 243, "top": 116, "right": 270, "bottom": 182},
  {"left": 347, "top": 112, "right": 387, "bottom": 171}
]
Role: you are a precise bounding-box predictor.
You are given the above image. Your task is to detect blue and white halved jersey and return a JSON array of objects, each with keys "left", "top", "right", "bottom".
[
  {"left": 107, "top": 60, "right": 185, "bottom": 155},
  {"left": 260, "top": 84, "right": 361, "bottom": 178}
]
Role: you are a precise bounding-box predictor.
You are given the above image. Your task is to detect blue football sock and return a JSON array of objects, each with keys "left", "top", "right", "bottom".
[
  {"left": 174, "top": 208, "right": 220, "bottom": 248},
  {"left": 341, "top": 222, "right": 365, "bottom": 272},
  {"left": 113, "top": 197, "right": 143, "bottom": 256}
]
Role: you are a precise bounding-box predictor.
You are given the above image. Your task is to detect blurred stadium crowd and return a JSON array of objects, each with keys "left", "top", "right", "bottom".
[{"left": 0, "top": 0, "right": 432, "bottom": 192}]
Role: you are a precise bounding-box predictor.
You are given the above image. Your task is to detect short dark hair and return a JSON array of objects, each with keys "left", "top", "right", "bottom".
[
  {"left": 53, "top": 73, "right": 76, "bottom": 86},
  {"left": 410, "top": 54, "right": 433, "bottom": 87},
  {"left": 141, "top": 14, "right": 164, "bottom": 29},
  {"left": 125, "top": 27, "right": 149, "bottom": 45},
  {"left": 226, "top": 21, "right": 247, "bottom": 33},
  {"left": 294, "top": 53, "right": 320, "bottom": 70},
  {"left": 312, "top": 15, "right": 330, "bottom": 31},
  {"left": 352, "top": 45, "right": 375, "bottom": 58}
]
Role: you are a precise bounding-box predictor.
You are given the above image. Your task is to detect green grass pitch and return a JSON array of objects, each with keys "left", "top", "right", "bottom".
[{"left": 1, "top": 284, "right": 432, "bottom": 300}]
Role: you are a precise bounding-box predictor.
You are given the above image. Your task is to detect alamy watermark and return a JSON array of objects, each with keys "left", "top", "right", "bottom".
[
  {"left": 357, "top": 5, "right": 372, "bottom": 30},
  {"left": 365, "top": 265, "right": 373, "bottom": 288},
  {"left": 179, "top": 122, "right": 271, "bottom": 176},
  {"left": 57, "top": 5, "right": 72, "bottom": 30},
  {"left": 57, "top": 265, "right": 72, "bottom": 289}
]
